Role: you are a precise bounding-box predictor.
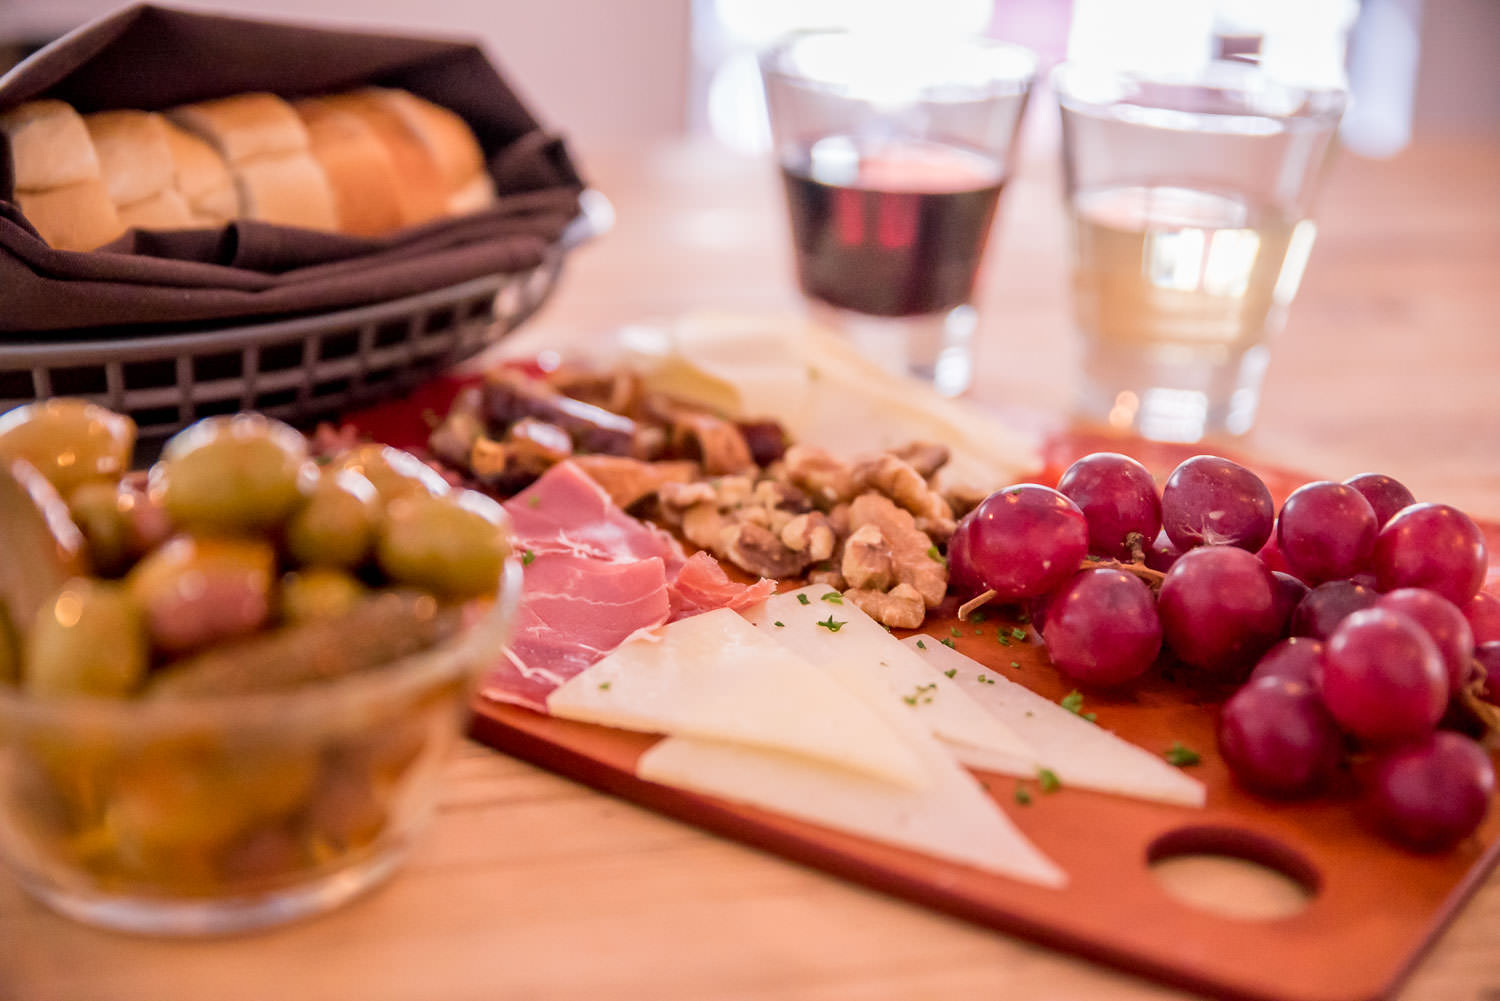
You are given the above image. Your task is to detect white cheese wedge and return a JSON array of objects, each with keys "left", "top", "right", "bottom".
[
  {"left": 902, "top": 636, "right": 1207, "bottom": 808},
  {"left": 546, "top": 607, "right": 928, "bottom": 789},
  {"left": 742, "top": 585, "right": 1035, "bottom": 764},
  {"left": 639, "top": 650, "right": 1066, "bottom": 887}
]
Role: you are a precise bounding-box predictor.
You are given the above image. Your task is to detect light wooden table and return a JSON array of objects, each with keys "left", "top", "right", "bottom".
[{"left": 3, "top": 137, "right": 1498, "bottom": 1001}]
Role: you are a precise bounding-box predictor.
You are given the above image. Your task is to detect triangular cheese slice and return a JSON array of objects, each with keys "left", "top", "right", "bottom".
[
  {"left": 639, "top": 651, "right": 1066, "bottom": 887},
  {"left": 547, "top": 607, "right": 927, "bottom": 789},
  {"left": 902, "top": 636, "right": 1206, "bottom": 808},
  {"left": 742, "top": 586, "right": 1034, "bottom": 763}
]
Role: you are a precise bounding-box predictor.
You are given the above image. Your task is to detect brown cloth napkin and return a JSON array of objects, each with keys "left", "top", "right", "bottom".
[{"left": 0, "top": 4, "right": 587, "bottom": 336}]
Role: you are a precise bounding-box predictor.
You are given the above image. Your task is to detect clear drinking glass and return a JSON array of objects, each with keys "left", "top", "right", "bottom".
[
  {"left": 760, "top": 30, "right": 1037, "bottom": 397},
  {"left": 1054, "top": 61, "right": 1346, "bottom": 442}
]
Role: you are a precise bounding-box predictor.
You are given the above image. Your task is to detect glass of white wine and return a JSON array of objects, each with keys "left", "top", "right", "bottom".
[{"left": 1053, "top": 62, "right": 1346, "bottom": 443}]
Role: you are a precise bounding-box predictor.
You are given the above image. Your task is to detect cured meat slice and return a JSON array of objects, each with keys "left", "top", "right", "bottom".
[
  {"left": 504, "top": 460, "right": 685, "bottom": 571},
  {"left": 485, "top": 552, "right": 671, "bottom": 712},
  {"left": 667, "top": 551, "right": 776, "bottom": 622}
]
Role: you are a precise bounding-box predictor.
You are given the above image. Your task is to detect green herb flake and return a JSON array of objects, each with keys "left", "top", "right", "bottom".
[
  {"left": 526, "top": 494, "right": 542, "bottom": 509},
  {"left": 1164, "top": 741, "right": 1202, "bottom": 768},
  {"left": 940, "top": 638, "right": 956, "bottom": 649},
  {"left": 1060, "top": 690, "right": 1085, "bottom": 714},
  {"left": 1016, "top": 610, "right": 1031, "bottom": 625},
  {"left": 521, "top": 549, "right": 536, "bottom": 566},
  {"left": 949, "top": 626, "right": 963, "bottom": 638},
  {"left": 926, "top": 545, "right": 947, "bottom": 567},
  {"left": 1014, "top": 787, "right": 1033, "bottom": 806},
  {"left": 1038, "top": 768, "right": 1062, "bottom": 793},
  {"left": 1009, "top": 660, "right": 1021, "bottom": 669},
  {"left": 997, "top": 631, "right": 1012, "bottom": 647},
  {"left": 598, "top": 681, "right": 612, "bottom": 691},
  {"left": 820, "top": 591, "right": 844, "bottom": 604},
  {"left": 773, "top": 621, "right": 785, "bottom": 628},
  {"left": 1010, "top": 627, "right": 1028, "bottom": 641},
  {"left": 816, "top": 615, "right": 846, "bottom": 632},
  {"left": 943, "top": 668, "right": 957, "bottom": 679},
  {"left": 902, "top": 682, "right": 938, "bottom": 706},
  {"left": 915, "top": 639, "right": 927, "bottom": 650},
  {"left": 796, "top": 593, "right": 811, "bottom": 606},
  {"left": 968, "top": 609, "right": 988, "bottom": 623}
]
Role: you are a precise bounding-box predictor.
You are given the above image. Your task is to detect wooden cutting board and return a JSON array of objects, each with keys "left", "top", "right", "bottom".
[{"left": 350, "top": 387, "right": 1500, "bottom": 1001}]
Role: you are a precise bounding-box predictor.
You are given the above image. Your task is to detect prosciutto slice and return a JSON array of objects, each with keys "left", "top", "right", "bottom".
[
  {"left": 485, "top": 460, "right": 779, "bottom": 713},
  {"left": 485, "top": 552, "right": 672, "bottom": 712},
  {"left": 667, "top": 551, "right": 777, "bottom": 622},
  {"left": 505, "top": 460, "right": 686, "bottom": 572}
]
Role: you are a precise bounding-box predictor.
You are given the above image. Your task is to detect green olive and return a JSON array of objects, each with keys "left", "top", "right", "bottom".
[
  {"left": 0, "top": 398, "right": 136, "bottom": 496},
  {"left": 156, "top": 414, "right": 309, "bottom": 535},
  {"left": 23, "top": 578, "right": 149, "bottom": 698},
  {"left": 376, "top": 491, "right": 511, "bottom": 599},
  {"left": 127, "top": 535, "right": 274, "bottom": 656},
  {"left": 279, "top": 568, "right": 367, "bottom": 624},
  {"left": 0, "top": 599, "right": 18, "bottom": 686},
  {"left": 67, "top": 481, "right": 135, "bottom": 577},
  {"left": 326, "top": 443, "right": 449, "bottom": 507},
  {"left": 284, "top": 468, "right": 379, "bottom": 569}
]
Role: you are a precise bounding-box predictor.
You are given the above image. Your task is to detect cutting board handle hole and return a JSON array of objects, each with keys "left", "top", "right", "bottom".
[{"left": 1148, "top": 826, "right": 1321, "bottom": 921}]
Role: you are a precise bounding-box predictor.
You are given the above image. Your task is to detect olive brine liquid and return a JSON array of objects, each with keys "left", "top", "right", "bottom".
[{"left": 780, "top": 138, "right": 1005, "bottom": 317}]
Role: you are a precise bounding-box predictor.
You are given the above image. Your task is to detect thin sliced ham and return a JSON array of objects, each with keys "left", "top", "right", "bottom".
[
  {"left": 485, "top": 552, "right": 672, "bottom": 712},
  {"left": 668, "top": 551, "right": 776, "bottom": 622},
  {"left": 505, "top": 460, "right": 685, "bottom": 572}
]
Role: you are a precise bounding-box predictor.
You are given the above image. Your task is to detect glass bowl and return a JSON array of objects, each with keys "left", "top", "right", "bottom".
[{"left": 0, "top": 560, "right": 522, "bottom": 936}]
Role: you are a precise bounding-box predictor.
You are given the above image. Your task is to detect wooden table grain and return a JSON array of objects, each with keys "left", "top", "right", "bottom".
[{"left": 3, "top": 137, "right": 1498, "bottom": 1001}]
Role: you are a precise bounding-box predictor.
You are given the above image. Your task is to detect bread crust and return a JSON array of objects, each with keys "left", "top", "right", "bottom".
[
  {"left": 2, "top": 100, "right": 102, "bottom": 191},
  {"left": 84, "top": 109, "right": 176, "bottom": 207},
  {"left": 17, "top": 180, "right": 126, "bottom": 251}
]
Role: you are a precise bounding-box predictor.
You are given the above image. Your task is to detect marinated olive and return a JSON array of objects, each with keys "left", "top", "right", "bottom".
[
  {"left": 23, "top": 579, "right": 149, "bottom": 698},
  {"left": 67, "top": 481, "right": 135, "bottom": 577},
  {"left": 284, "top": 468, "right": 379, "bottom": 569},
  {"left": 327, "top": 443, "right": 449, "bottom": 506},
  {"left": 279, "top": 568, "right": 367, "bottom": 624},
  {"left": 0, "top": 398, "right": 137, "bottom": 496},
  {"left": 0, "top": 602, "right": 21, "bottom": 686},
  {"left": 156, "top": 414, "right": 308, "bottom": 534},
  {"left": 127, "top": 536, "right": 274, "bottom": 655},
  {"left": 376, "top": 492, "right": 511, "bottom": 599},
  {"left": 0, "top": 459, "right": 89, "bottom": 647}
]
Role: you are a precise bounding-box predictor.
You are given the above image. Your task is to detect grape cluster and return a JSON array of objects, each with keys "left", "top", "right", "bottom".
[{"left": 949, "top": 452, "right": 1499, "bottom": 852}]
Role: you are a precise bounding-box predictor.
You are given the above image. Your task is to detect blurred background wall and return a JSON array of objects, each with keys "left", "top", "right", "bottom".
[{"left": 1, "top": 0, "right": 1496, "bottom": 153}]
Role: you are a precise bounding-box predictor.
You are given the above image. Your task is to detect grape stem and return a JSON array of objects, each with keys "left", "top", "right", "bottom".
[
  {"left": 1461, "top": 660, "right": 1500, "bottom": 750},
  {"left": 957, "top": 590, "right": 997, "bottom": 621}
]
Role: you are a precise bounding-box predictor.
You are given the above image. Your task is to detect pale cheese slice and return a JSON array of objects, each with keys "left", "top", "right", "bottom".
[
  {"left": 902, "top": 636, "right": 1207, "bottom": 808},
  {"left": 742, "top": 586, "right": 1034, "bottom": 764},
  {"left": 546, "top": 607, "right": 927, "bottom": 789},
  {"left": 639, "top": 649, "right": 1066, "bottom": 887}
]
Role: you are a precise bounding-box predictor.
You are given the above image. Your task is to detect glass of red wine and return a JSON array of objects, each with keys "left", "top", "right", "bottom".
[{"left": 759, "top": 30, "right": 1037, "bottom": 397}]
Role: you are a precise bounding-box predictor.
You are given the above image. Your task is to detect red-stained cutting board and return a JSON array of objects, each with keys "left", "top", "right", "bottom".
[{"left": 349, "top": 386, "right": 1500, "bottom": 1001}]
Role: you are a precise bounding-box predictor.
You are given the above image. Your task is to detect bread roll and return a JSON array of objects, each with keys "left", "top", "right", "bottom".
[
  {"left": 83, "top": 109, "right": 176, "bottom": 207},
  {"left": 233, "top": 152, "right": 339, "bottom": 231},
  {"left": 17, "top": 180, "right": 125, "bottom": 251},
  {"left": 167, "top": 92, "right": 310, "bottom": 163},
  {"left": 447, "top": 172, "right": 498, "bottom": 216},
  {"left": 117, "top": 189, "right": 194, "bottom": 230},
  {"left": 311, "top": 91, "right": 447, "bottom": 227},
  {"left": 368, "top": 88, "right": 485, "bottom": 194},
  {"left": 295, "top": 100, "right": 405, "bottom": 237},
  {"left": 161, "top": 120, "right": 238, "bottom": 225},
  {"left": 1, "top": 100, "right": 102, "bottom": 191}
]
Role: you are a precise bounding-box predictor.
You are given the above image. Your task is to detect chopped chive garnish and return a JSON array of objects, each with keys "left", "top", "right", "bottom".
[
  {"left": 915, "top": 639, "right": 927, "bottom": 650},
  {"left": 1164, "top": 742, "right": 1202, "bottom": 767},
  {"left": 797, "top": 593, "right": 811, "bottom": 605},
  {"left": 521, "top": 549, "right": 536, "bottom": 566},
  {"left": 940, "top": 638, "right": 956, "bottom": 649},
  {"left": 820, "top": 591, "right": 843, "bottom": 604},
  {"left": 1038, "top": 768, "right": 1061, "bottom": 793},
  {"left": 816, "top": 615, "right": 846, "bottom": 632},
  {"left": 773, "top": 621, "right": 785, "bottom": 628},
  {"left": 943, "top": 668, "right": 957, "bottom": 679},
  {"left": 1015, "top": 787, "right": 1032, "bottom": 805}
]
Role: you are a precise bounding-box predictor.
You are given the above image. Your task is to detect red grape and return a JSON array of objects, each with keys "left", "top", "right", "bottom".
[
  {"left": 1372, "top": 502, "right": 1488, "bottom": 606},
  {"left": 1367, "top": 731, "right": 1495, "bottom": 851},
  {"left": 1320, "top": 608, "right": 1448, "bottom": 744},
  {"left": 1290, "top": 579, "right": 1379, "bottom": 640},
  {"left": 1256, "top": 533, "right": 1293, "bottom": 575},
  {"left": 1343, "top": 472, "right": 1416, "bottom": 528},
  {"left": 951, "top": 485, "right": 1088, "bottom": 601},
  {"left": 1476, "top": 641, "right": 1500, "bottom": 705},
  {"left": 1041, "top": 568, "right": 1162, "bottom": 686},
  {"left": 1463, "top": 591, "right": 1500, "bottom": 645},
  {"left": 1276, "top": 481, "right": 1378, "bottom": 584},
  {"left": 1055, "top": 452, "right": 1161, "bottom": 561},
  {"left": 945, "top": 515, "right": 984, "bottom": 599},
  {"left": 1158, "top": 545, "right": 1281, "bottom": 675},
  {"left": 1249, "top": 636, "right": 1325, "bottom": 686},
  {"left": 1269, "top": 571, "right": 1309, "bottom": 635},
  {"left": 1219, "top": 675, "right": 1343, "bottom": 798},
  {"left": 1160, "top": 455, "right": 1274, "bottom": 553},
  {"left": 1374, "top": 588, "right": 1475, "bottom": 695},
  {"left": 1144, "top": 529, "right": 1182, "bottom": 572}
]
